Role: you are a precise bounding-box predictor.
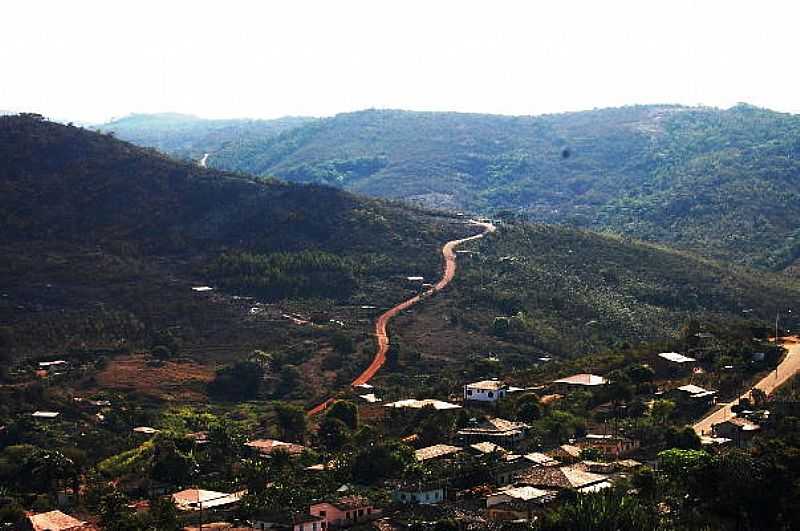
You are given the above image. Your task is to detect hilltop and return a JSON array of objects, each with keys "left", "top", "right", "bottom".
[
  {"left": 98, "top": 112, "right": 316, "bottom": 163},
  {"left": 107, "top": 105, "right": 800, "bottom": 269}
]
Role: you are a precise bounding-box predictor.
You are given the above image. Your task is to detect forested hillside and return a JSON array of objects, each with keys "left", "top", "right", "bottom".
[
  {"left": 114, "top": 105, "right": 800, "bottom": 269},
  {"left": 0, "top": 114, "right": 465, "bottom": 373},
  {"left": 4, "top": 113, "right": 800, "bottom": 405},
  {"left": 98, "top": 112, "right": 315, "bottom": 163}
]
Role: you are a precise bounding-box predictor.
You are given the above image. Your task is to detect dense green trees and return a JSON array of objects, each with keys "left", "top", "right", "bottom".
[
  {"left": 207, "top": 361, "right": 264, "bottom": 401},
  {"left": 206, "top": 250, "right": 358, "bottom": 301},
  {"left": 325, "top": 400, "right": 358, "bottom": 430},
  {"left": 275, "top": 403, "right": 307, "bottom": 443},
  {"left": 112, "top": 105, "right": 800, "bottom": 269}
]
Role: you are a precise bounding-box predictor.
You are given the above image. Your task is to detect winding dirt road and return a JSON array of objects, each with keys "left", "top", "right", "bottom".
[
  {"left": 693, "top": 336, "right": 800, "bottom": 435},
  {"left": 308, "top": 220, "right": 496, "bottom": 416}
]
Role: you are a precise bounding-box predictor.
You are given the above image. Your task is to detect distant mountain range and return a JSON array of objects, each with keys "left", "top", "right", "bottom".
[
  {"left": 4, "top": 114, "right": 800, "bottom": 368},
  {"left": 99, "top": 105, "right": 800, "bottom": 269},
  {"left": 97, "top": 112, "right": 317, "bottom": 163}
]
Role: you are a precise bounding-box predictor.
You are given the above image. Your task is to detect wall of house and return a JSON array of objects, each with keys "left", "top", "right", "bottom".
[
  {"left": 309, "top": 503, "right": 374, "bottom": 526},
  {"left": 393, "top": 489, "right": 444, "bottom": 504},
  {"left": 464, "top": 386, "right": 505, "bottom": 402}
]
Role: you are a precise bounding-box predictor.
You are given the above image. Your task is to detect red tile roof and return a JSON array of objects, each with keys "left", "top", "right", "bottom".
[
  {"left": 28, "top": 510, "right": 88, "bottom": 531},
  {"left": 245, "top": 439, "right": 307, "bottom": 455}
]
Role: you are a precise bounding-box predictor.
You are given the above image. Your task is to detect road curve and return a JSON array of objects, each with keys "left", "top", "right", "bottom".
[
  {"left": 693, "top": 336, "right": 800, "bottom": 435},
  {"left": 308, "top": 220, "right": 496, "bottom": 416}
]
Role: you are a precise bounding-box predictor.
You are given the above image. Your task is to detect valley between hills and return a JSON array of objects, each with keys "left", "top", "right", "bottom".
[{"left": 3, "top": 110, "right": 800, "bottom": 530}]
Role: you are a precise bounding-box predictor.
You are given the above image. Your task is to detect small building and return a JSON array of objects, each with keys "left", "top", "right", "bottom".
[
  {"left": 457, "top": 417, "right": 529, "bottom": 447},
  {"left": 183, "top": 523, "right": 249, "bottom": 531},
  {"left": 523, "top": 452, "right": 560, "bottom": 468},
  {"left": 551, "top": 374, "right": 607, "bottom": 393},
  {"left": 615, "top": 459, "right": 643, "bottom": 471},
  {"left": 358, "top": 393, "right": 382, "bottom": 403},
  {"left": 251, "top": 513, "right": 326, "bottom": 531},
  {"left": 309, "top": 496, "right": 377, "bottom": 527},
  {"left": 469, "top": 441, "right": 510, "bottom": 456},
  {"left": 415, "top": 444, "right": 463, "bottom": 462},
  {"left": 171, "top": 488, "right": 243, "bottom": 511},
  {"left": 383, "top": 399, "right": 461, "bottom": 411},
  {"left": 668, "top": 384, "right": 717, "bottom": 409},
  {"left": 464, "top": 379, "right": 508, "bottom": 403},
  {"left": 245, "top": 439, "right": 307, "bottom": 457},
  {"left": 654, "top": 352, "right": 696, "bottom": 376},
  {"left": 38, "top": 360, "right": 69, "bottom": 375},
  {"left": 486, "top": 486, "right": 556, "bottom": 522},
  {"left": 132, "top": 426, "right": 159, "bottom": 435},
  {"left": 514, "top": 464, "right": 611, "bottom": 492},
  {"left": 27, "top": 510, "right": 92, "bottom": 531},
  {"left": 577, "top": 434, "right": 640, "bottom": 458},
  {"left": 32, "top": 411, "right": 60, "bottom": 420},
  {"left": 547, "top": 444, "right": 582, "bottom": 464},
  {"left": 712, "top": 417, "right": 761, "bottom": 447},
  {"left": 393, "top": 482, "right": 446, "bottom": 505}
]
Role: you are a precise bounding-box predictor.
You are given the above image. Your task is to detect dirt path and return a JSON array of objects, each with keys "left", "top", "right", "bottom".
[
  {"left": 693, "top": 336, "right": 800, "bottom": 435},
  {"left": 308, "top": 220, "right": 496, "bottom": 416}
]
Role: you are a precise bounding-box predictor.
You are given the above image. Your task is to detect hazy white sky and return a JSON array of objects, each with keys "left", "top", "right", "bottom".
[{"left": 2, "top": 0, "right": 798, "bottom": 123}]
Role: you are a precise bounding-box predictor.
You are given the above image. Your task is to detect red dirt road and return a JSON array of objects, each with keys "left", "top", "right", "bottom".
[
  {"left": 308, "top": 220, "right": 496, "bottom": 416},
  {"left": 693, "top": 336, "right": 800, "bottom": 435}
]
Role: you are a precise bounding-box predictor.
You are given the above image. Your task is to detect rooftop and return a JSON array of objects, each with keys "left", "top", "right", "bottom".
[
  {"left": 172, "top": 489, "right": 243, "bottom": 511},
  {"left": 384, "top": 399, "right": 461, "bottom": 410},
  {"left": 415, "top": 444, "right": 463, "bottom": 461},
  {"left": 28, "top": 510, "right": 88, "bottom": 531},
  {"left": 359, "top": 393, "right": 382, "bottom": 403},
  {"left": 516, "top": 464, "right": 609, "bottom": 490},
  {"left": 676, "top": 384, "right": 716, "bottom": 397},
  {"left": 458, "top": 417, "right": 529, "bottom": 438},
  {"left": 312, "top": 495, "right": 371, "bottom": 511},
  {"left": 466, "top": 379, "right": 507, "bottom": 391},
  {"left": 245, "top": 439, "right": 307, "bottom": 455},
  {"left": 32, "top": 411, "right": 60, "bottom": 419},
  {"left": 552, "top": 373, "right": 607, "bottom": 386},
  {"left": 38, "top": 360, "right": 68, "bottom": 367},
  {"left": 524, "top": 452, "right": 560, "bottom": 467},
  {"left": 493, "top": 485, "right": 552, "bottom": 502},
  {"left": 658, "top": 352, "right": 697, "bottom": 364},
  {"left": 470, "top": 442, "right": 509, "bottom": 455}
]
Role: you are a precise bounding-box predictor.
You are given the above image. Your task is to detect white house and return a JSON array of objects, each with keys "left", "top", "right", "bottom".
[
  {"left": 393, "top": 483, "right": 445, "bottom": 505},
  {"left": 464, "top": 379, "right": 508, "bottom": 402}
]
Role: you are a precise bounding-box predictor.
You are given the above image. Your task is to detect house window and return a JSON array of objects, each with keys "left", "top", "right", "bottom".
[
  {"left": 467, "top": 389, "right": 473, "bottom": 396},
  {"left": 319, "top": 511, "right": 326, "bottom": 518},
  {"left": 488, "top": 391, "right": 494, "bottom": 398}
]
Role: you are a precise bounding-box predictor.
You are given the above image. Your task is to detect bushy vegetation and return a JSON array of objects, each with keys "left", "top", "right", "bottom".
[{"left": 119, "top": 105, "right": 800, "bottom": 268}]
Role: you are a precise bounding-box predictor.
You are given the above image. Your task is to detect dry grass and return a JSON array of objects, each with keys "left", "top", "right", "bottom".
[{"left": 93, "top": 353, "right": 215, "bottom": 402}]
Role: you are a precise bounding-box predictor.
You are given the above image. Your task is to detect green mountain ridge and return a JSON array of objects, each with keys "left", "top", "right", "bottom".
[
  {"left": 104, "top": 105, "right": 800, "bottom": 269},
  {"left": 3, "top": 113, "right": 799, "bottom": 381},
  {"left": 98, "top": 112, "right": 317, "bottom": 163}
]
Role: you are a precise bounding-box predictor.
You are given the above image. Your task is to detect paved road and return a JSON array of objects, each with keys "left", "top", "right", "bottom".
[
  {"left": 308, "top": 220, "right": 496, "bottom": 416},
  {"left": 693, "top": 336, "right": 800, "bottom": 435}
]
